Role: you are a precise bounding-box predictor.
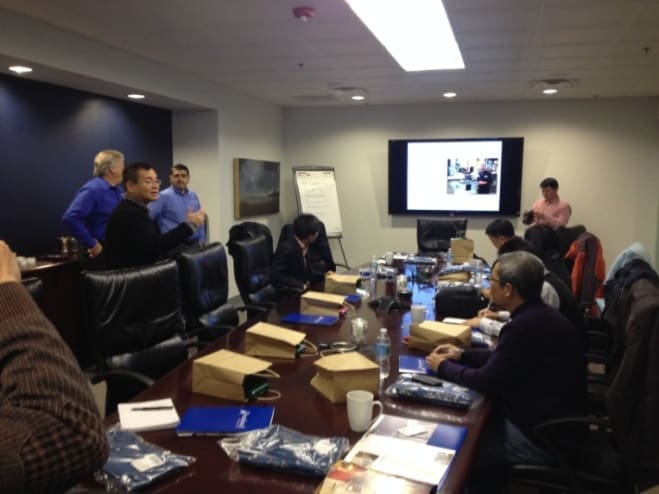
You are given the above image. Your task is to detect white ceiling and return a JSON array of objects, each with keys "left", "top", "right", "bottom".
[{"left": 0, "top": 0, "right": 658, "bottom": 107}]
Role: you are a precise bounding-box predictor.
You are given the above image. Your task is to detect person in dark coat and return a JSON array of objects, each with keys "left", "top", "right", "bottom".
[
  {"left": 105, "top": 162, "right": 206, "bottom": 269},
  {"left": 426, "top": 251, "right": 587, "bottom": 491},
  {"left": 271, "top": 214, "right": 328, "bottom": 293}
]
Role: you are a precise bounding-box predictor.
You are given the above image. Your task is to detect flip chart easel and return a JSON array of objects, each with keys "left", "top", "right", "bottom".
[{"left": 293, "top": 166, "right": 349, "bottom": 268}]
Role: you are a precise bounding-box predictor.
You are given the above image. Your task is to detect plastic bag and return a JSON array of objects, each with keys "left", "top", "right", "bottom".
[
  {"left": 95, "top": 425, "right": 196, "bottom": 492},
  {"left": 385, "top": 374, "right": 482, "bottom": 409},
  {"left": 219, "top": 424, "right": 349, "bottom": 476}
]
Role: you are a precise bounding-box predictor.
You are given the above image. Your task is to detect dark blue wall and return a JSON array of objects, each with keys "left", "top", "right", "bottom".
[{"left": 0, "top": 73, "right": 172, "bottom": 256}]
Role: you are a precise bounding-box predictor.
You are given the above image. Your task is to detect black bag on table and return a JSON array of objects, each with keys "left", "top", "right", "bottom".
[{"left": 435, "top": 283, "right": 488, "bottom": 319}]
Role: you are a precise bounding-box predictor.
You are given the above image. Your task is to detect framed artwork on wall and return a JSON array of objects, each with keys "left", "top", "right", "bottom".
[{"left": 233, "top": 158, "right": 281, "bottom": 219}]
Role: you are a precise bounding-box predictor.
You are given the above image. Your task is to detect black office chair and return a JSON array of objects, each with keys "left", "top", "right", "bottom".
[
  {"left": 228, "top": 234, "right": 279, "bottom": 312},
  {"left": 506, "top": 415, "right": 634, "bottom": 493},
  {"left": 82, "top": 260, "right": 199, "bottom": 415},
  {"left": 177, "top": 242, "right": 257, "bottom": 342},
  {"left": 416, "top": 218, "right": 468, "bottom": 256},
  {"left": 21, "top": 276, "right": 43, "bottom": 303}
]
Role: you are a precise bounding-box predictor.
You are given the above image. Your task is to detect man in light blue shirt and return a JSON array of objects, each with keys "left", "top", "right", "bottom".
[{"left": 149, "top": 164, "right": 205, "bottom": 250}]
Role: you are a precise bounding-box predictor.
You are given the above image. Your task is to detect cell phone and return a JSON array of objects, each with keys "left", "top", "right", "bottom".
[{"left": 411, "top": 374, "right": 444, "bottom": 386}]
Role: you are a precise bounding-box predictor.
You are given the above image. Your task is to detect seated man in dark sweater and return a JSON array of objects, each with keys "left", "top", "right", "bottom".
[
  {"left": 271, "top": 214, "right": 325, "bottom": 293},
  {"left": 105, "top": 162, "right": 206, "bottom": 269},
  {"left": 485, "top": 218, "right": 529, "bottom": 255},
  {"left": 426, "top": 251, "right": 587, "bottom": 491}
]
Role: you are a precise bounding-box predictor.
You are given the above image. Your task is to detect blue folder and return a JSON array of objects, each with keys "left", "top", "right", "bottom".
[
  {"left": 175, "top": 406, "right": 275, "bottom": 436},
  {"left": 427, "top": 423, "right": 468, "bottom": 451},
  {"left": 398, "top": 355, "right": 434, "bottom": 375},
  {"left": 280, "top": 313, "right": 339, "bottom": 326}
]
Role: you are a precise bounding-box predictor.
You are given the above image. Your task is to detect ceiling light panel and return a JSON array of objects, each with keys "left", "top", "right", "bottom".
[{"left": 345, "top": 0, "right": 464, "bottom": 72}]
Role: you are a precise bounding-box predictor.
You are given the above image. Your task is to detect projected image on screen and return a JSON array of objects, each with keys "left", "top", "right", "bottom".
[{"left": 406, "top": 140, "right": 502, "bottom": 212}]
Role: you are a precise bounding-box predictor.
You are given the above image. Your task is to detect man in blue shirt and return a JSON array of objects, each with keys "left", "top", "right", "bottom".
[
  {"left": 149, "top": 163, "right": 205, "bottom": 251},
  {"left": 62, "top": 150, "right": 124, "bottom": 263}
]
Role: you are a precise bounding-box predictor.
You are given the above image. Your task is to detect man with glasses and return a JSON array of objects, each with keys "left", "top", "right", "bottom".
[
  {"left": 426, "top": 251, "right": 586, "bottom": 491},
  {"left": 149, "top": 163, "right": 205, "bottom": 253},
  {"left": 104, "top": 162, "right": 205, "bottom": 269}
]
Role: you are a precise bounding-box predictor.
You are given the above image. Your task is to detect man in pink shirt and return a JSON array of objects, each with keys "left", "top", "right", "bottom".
[{"left": 527, "top": 177, "right": 571, "bottom": 229}]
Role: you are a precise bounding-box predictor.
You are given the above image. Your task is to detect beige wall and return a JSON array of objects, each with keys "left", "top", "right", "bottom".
[{"left": 283, "top": 99, "right": 659, "bottom": 271}]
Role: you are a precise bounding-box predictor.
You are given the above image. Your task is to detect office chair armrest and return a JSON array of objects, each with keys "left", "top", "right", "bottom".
[
  {"left": 90, "top": 369, "right": 155, "bottom": 388},
  {"left": 234, "top": 303, "right": 269, "bottom": 314}
]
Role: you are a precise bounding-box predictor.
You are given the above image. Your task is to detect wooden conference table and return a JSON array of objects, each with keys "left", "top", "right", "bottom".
[{"left": 111, "top": 282, "right": 491, "bottom": 493}]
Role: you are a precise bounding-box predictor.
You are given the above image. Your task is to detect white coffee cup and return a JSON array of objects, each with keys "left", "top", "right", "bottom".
[
  {"left": 346, "top": 390, "right": 383, "bottom": 432},
  {"left": 350, "top": 317, "right": 368, "bottom": 345},
  {"left": 384, "top": 251, "right": 394, "bottom": 265},
  {"left": 411, "top": 304, "right": 427, "bottom": 323}
]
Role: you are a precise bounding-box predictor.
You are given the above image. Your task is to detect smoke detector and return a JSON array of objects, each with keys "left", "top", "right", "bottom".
[
  {"left": 293, "top": 6, "right": 316, "bottom": 21},
  {"left": 326, "top": 86, "right": 368, "bottom": 102}
]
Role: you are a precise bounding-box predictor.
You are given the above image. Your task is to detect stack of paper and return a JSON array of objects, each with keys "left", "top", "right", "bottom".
[
  {"left": 117, "top": 398, "right": 180, "bottom": 432},
  {"left": 329, "top": 414, "right": 467, "bottom": 490}
]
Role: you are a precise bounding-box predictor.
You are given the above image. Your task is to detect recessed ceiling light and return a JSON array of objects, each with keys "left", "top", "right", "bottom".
[
  {"left": 127, "top": 93, "right": 145, "bottom": 99},
  {"left": 351, "top": 94, "right": 366, "bottom": 101},
  {"left": 345, "top": 0, "right": 464, "bottom": 71},
  {"left": 9, "top": 65, "right": 33, "bottom": 74},
  {"left": 443, "top": 92, "right": 457, "bottom": 98},
  {"left": 543, "top": 88, "right": 558, "bottom": 95}
]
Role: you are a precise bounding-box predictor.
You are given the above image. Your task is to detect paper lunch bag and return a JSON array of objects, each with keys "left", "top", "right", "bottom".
[
  {"left": 310, "top": 351, "right": 379, "bottom": 403},
  {"left": 300, "top": 291, "right": 346, "bottom": 316},
  {"left": 324, "top": 273, "right": 360, "bottom": 295},
  {"left": 408, "top": 320, "right": 471, "bottom": 353},
  {"left": 450, "top": 237, "right": 475, "bottom": 264},
  {"left": 245, "top": 322, "right": 316, "bottom": 360},
  {"left": 192, "top": 349, "right": 277, "bottom": 402}
]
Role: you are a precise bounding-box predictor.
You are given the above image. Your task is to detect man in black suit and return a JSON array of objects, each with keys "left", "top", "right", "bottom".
[
  {"left": 271, "top": 214, "right": 324, "bottom": 293},
  {"left": 476, "top": 162, "right": 494, "bottom": 194},
  {"left": 104, "top": 162, "right": 205, "bottom": 269}
]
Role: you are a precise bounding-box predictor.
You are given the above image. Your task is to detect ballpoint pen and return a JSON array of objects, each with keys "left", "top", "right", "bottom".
[{"left": 130, "top": 406, "right": 175, "bottom": 411}]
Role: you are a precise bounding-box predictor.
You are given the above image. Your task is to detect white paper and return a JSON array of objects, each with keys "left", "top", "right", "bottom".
[{"left": 118, "top": 398, "right": 180, "bottom": 432}]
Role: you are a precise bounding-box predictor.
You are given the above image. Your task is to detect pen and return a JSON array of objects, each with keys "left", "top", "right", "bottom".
[{"left": 131, "top": 406, "right": 175, "bottom": 411}]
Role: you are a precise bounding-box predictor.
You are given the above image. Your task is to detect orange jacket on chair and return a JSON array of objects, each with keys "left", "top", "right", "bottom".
[{"left": 564, "top": 232, "right": 605, "bottom": 312}]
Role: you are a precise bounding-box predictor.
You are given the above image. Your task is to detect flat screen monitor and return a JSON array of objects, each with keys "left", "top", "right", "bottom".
[{"left": 388, "top": 137, "right": 524, "bottom": 216}]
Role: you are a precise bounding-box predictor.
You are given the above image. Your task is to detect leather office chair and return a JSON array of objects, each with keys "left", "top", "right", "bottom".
[
  {"left": 228, "top": 234, "right": 279, "bottom": 311},
  {"left": 176, "top": 242, "right": 249, "bottom": 342},
  {"left": 82, "top": 260, "right": 198, "bottom": 415},
  {"left": 416, "top": 218, "right": 468, "bottom": 256},
  {"left": 506, "top": 416, "right": 634, "bottom": 493},
  {"left": 21, "top": 276, "right": 43, "bottom": 303}
]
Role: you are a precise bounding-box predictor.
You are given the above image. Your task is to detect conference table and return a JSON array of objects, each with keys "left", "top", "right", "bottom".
[{"left": 106, "top": 279, "right": 491, "bottom": 493}]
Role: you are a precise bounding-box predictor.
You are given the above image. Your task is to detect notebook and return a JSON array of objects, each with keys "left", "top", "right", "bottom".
[
  {"left": 398, "top": 355, "right": 434, "bottom": 375},
  {"left": 175, "top": 406, "right": 275, "bottom": 436},
  {"left": 117, "top": 398, "right": 180, "bottom": 432},
  {"left": 280, "top": 313, "right": 339, "bottom": 326}
]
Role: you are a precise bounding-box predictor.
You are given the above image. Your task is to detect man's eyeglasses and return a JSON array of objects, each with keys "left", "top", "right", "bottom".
[
  {"left": 485, "top": 275, "right": 502, "bottom": 284},
  {"left": 141, "top": 179, "right": 162, "bottom": 186}
]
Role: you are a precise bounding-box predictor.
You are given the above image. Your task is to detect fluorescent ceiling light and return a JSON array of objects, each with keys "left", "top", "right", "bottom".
[
  {"left": 443, "top": 91, "right": 457, "bottom": 98},
  {"left": 9, "top": 65, "right": 33, "bottom": 74},
  {"left": 351, "top": 94, "right": 366, "bottom": 101},
  {"left": 542, "top": 88, "right": 558, "bottom": 95},
  {"left": 345, "top": 0, "right": 464, "bottom": 72},
  {"left": 127, "top": 93, "right": 145, "bottom": 99}
]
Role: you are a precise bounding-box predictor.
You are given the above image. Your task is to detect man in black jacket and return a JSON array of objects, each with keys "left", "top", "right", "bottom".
[
  {"left": 271, "top": 214, "right": 326, "bottom": 293},
  {"left": 105, "top": 162, "right": 205, "bottom": 269}
]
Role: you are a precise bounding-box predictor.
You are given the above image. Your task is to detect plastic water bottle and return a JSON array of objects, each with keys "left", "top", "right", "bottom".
[
  {"left": 374, "top": 327, "right": 391, "bottom": 380},
  {"left": 369, "top": 255, "right": 378, "bottom": 298}
]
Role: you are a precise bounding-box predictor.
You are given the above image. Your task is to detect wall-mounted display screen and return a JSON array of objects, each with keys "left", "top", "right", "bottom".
[{"left": 388, "top": 137, "right": 524, "bottom": 216}]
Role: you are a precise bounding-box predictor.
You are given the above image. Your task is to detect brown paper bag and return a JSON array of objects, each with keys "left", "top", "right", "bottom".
[
  {"left": 408, "top": 320, "right": 471, "bottom": 353},
  {"left": 192, "top": 349, "right": 277, "bottom": 402},
  {"left": 324, "top": 273, "right": 361, "bottom": 295},
  {"left": 245, "top": 322, "right": 316, "bottom": 360},
  {"left": 300, "top": 291, "right": 346, "bottom": 316},
  {"left": 450, "top": 237, "right": 475, "bottom": 264},
  {"left": 310, "top": 351, "right": 379, "bottom": 403},
  {"left": 436, "top": 271, "right": 470, "bottom": 283}
]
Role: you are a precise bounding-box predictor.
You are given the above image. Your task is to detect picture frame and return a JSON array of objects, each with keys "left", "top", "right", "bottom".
[{"left": 233, "top": 158, "right": 280, "bottom": 219}]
